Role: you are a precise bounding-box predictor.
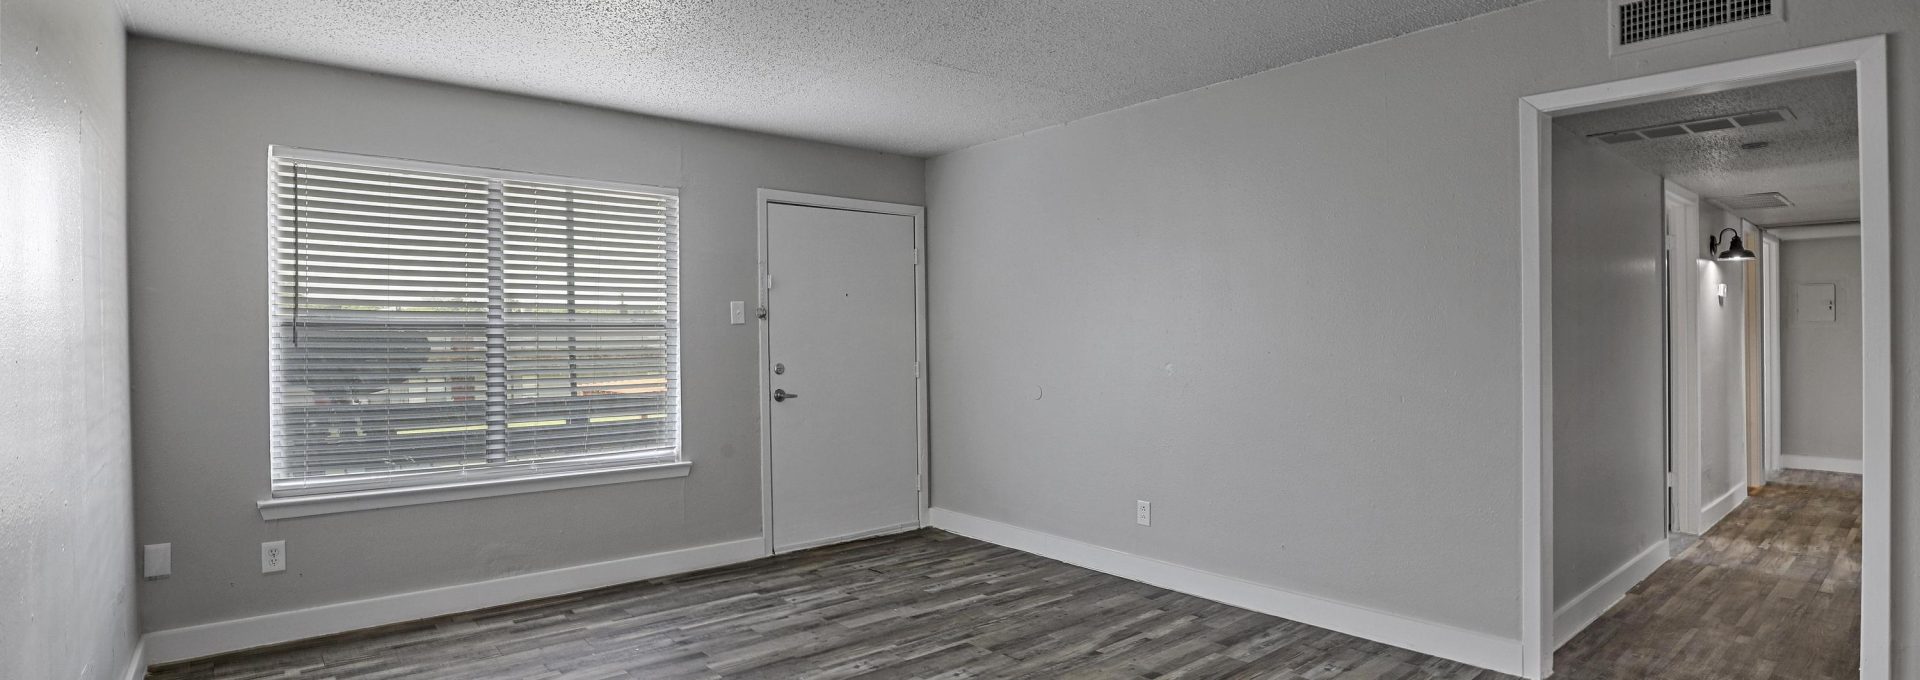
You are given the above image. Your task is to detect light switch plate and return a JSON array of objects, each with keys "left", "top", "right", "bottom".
[
  {"left": 729, "top": 301, "right": 746, "bottom": 325},
  {"left": 1135, "top": 500, "right": 1151, "bottom": 526},
  {"left": 144, "top": 543, "right": 171, "bottom": 580}
]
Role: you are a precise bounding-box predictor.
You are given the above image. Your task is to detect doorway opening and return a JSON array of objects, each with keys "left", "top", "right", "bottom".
[{"left": 1517, "top": 37, "right": 1890, "bottom": 680}]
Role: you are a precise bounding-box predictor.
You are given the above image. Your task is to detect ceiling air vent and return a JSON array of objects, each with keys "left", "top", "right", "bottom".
[
  {"left": 1709, "top": 192, "right": 1794, "bottom": 211},
  {"left": 1587, "top": 108, "right": 1794, "bottom": 144},
  {"left": 1611, "top": 0, "right": 1784, "bottom": 54}
]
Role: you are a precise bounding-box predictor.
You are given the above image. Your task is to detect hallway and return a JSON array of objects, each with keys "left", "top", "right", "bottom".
[{"left": 1556, "top": 471, "right": 1861, "bottom": 679}]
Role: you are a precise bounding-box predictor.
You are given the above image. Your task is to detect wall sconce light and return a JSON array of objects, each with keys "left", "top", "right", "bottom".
[{"left": 1708, "top": 227, "right": 1756, "bottom": 262}]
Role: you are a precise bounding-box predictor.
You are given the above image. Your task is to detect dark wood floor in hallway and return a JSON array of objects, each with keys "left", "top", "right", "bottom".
[
  {"left": 1555, "top": 470, "right": 1861, "bottom": 680},
  {"left": 147, "top": 471, "right": 1859, "bottom": 680}
]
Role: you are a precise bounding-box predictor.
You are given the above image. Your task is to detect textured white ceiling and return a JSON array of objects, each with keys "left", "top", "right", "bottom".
[
  {"left": 1556, "top": 72, "right": 1859, "bottom": 227},
  {"left": 122, "top": 0, "right": 1531, "bottom": 156}
]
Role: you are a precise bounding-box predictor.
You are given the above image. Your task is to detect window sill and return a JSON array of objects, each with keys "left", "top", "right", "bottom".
[{"left": 257, "top": 461, "right": 691, "bottom": 520}]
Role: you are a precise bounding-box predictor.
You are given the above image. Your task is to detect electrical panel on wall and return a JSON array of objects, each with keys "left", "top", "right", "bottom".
[{"left": 1795, "top": 282, "right": 1836, "bottom": 323}]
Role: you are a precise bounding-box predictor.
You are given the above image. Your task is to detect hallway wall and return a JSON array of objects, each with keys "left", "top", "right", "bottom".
[
  {"left": 1696, "top": 207, "right": 1749, "bottom": 517},
  {"left": 1550, "top": 123, "right": 1666, "bottom": 612},
  {"left": 1780, "top": 234, "right": 1864, "bottom": 471}
]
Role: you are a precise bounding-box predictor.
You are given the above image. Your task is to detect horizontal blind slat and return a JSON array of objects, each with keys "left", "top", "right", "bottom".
[{"left": 271, "top": 152, "right": 678, "bottom": 494}]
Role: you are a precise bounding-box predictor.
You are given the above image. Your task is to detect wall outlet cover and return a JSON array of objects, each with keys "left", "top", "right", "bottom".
[
  {"left": 1135, "top": 500, "right": 1151, "bottom": 526},
  {"left": 262, "top": 540, "right": 287, "bottom": 574}
]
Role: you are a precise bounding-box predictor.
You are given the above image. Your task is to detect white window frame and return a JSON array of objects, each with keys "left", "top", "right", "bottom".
[{"left": 259, "top": 146, "right": 686, "bottom": 519}]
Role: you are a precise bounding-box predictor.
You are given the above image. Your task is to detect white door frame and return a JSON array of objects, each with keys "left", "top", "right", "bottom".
[
  {"left": 755, "top": 189, "right": 930, "bottom": 557},
  {"left": 1517, "top": 36, "right": 1890, "bottom": 680},
  {"left": 1663, "top": 183, "right": 1704, "bottom": 536},
  {"left": 1760, "top": 231, "right": 1783, "bottom": 480}
]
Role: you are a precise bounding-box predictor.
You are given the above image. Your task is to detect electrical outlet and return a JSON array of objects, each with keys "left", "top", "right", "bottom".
[
  {"left": 1135, "top": 500, "right": 1151, "bottom": 526},
  {"left": 261, "top": 540, "right": 286, "bottom": 574},
  {"left": 144, "top": 543, "right": 172, "bottom": 580}
]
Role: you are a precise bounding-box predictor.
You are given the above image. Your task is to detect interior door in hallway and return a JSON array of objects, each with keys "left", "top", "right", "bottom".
[{"left": 766, "top": 202, "right": 919, "bottom": 553}]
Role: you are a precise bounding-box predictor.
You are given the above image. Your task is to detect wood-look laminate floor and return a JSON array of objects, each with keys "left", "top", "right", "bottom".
[
  {"left": 1555, "top": 470, "right": 1861, "bottom": 680},
  {"left": 147, "top": 472, "right": 1859, "bottom": 680},
  {"left": 146, "top": 530, "right": 1508, "bottom": 680}
]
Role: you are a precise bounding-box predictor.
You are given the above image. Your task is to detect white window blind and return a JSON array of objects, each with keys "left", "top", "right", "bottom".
[{"left": 269, "top": 148, "right": 679, "bottom": 496}]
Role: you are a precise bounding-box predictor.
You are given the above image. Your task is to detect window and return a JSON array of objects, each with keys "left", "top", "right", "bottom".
[{"left": 268, "top": 147, "right": 679, "bottom": 497}]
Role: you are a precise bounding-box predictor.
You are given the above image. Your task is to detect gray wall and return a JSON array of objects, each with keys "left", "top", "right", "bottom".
[
  {"left": 926, "top": 0, "right": 1920, "bottom": 648},
  {"left": 128, "top": 38, "right": 924, "bottom": 631},
  {"left": 1549, "top": 124, "right": 1665, "bottom": 609},
  {"left": 1696, "top": 207, "right": 1748, "bottom": 505},
  {"left": 0, "top": 0, "right": 140, "bottom": 677},
  {"left": 1781, "top": 235, "right": 1863, "bottom": 463}
]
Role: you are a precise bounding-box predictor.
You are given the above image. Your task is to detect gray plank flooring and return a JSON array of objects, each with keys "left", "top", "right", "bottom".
[
  {"left": 147, "top": 472, "right": 1859, "bottom": 679},
  {"left": 146, "top": 531, "right": 1508, "bottom": 680},
  {"left": 1555, "top": 470, "right": 1861, "bottom": 680}
]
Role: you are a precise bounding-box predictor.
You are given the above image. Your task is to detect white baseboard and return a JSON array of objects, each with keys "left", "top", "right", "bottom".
[
  {"left": 1780, "top": 454, "right": 1863, "bottom": 475},
  {"left": 1552, "top": 540, "right": 1669, "bottom": 650},
  {"left": 144, "top": 537, "right": 764, "bottom": 665},
  {"left": 928, "top": 508, "right": 1522, "bottom": 676},
  {"left": 1700, "top": 485, "right": 1747, "bottom": 532},
  {"left": 121, "top": 636, "right": 148, "bottom": 680}
]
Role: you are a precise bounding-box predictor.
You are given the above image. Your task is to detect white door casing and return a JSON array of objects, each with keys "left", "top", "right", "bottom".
[
  {"left": 761, "top": 196, "right": 925, "bottom": 554},
  {"left": 1761, "top": 232, "right": 1782, "bottom": 478},
  {"left": 1664, "top": 185, "right": 1703, "bottom": 536},
  {"left": 1518, "top": 37, "right": 1891, "bottom": 680}
]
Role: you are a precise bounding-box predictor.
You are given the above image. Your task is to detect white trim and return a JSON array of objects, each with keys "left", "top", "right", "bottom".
[
  {"left": 1518, "top": 36, "right": 1891, "bottom": 680},
  {"left": 1552, "top": 540, "right": 1670, "bottom": 650},
  {"left": 1665, "top": 183, "right": 1704, "bottom": 536},
  {"left": 930, "top": 508, "right": 1523, "bottom": 676},
  {"left": 1700, "top": 484, "right": 1748, "bottom": 531},
  {"left": 1515, "top": 99, "right": 1553, "bottom": 680},
  {"left": 773, "top": 521, "right": 920, "bottom": 554},
  {"left": 1768, "top": 223, "right": 1860, "bottom": 241},
  {"left": 1761, "top": 233, "right": 1783, "bottom": 479},
  {"left": 755, "top": 189, "right": 930, "bottom": 557},
  {"left": 1781, "top": 454, "right": 1864, "bottom": 475},
  {"left": 121, "top": 637, "right": 148, "bottom": 680},
  {"left": 143, "top": 537, "right": 762, "bottom": 664},
  {"left": 1854, "top": 43, "right": 1894, "bottom": 680},
  {"left": 257, "top": 461, "right": 690, "bottom": 520}
]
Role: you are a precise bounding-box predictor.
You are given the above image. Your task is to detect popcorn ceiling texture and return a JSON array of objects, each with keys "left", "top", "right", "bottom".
[
  {"left": 122, "top": 0, "right": 1531, "bottom": 156},
  {"left": 1557, "top": 71, "right": 1860, "bottom": 226}
]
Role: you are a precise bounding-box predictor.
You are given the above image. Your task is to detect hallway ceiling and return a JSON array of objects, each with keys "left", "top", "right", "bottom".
[
  {"left": 1556, "top": 72, "right": 1860, "bottom": 227},
  {"left": 121, "top": 0, "right": 1532, "bottom": 156}
]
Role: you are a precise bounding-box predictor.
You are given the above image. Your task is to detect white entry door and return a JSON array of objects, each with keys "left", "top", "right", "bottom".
[{"left": 765, "top": 201, "right": 920, "bottom": 553}]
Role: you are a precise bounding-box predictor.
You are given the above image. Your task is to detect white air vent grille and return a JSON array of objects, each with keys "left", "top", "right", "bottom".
[
  {"left": 1587, "top": 108, "right": 1794, "bottom": 144},
  {"left": 1709, "top": 192, "right": 1793, "bottom": 211},
  {"left": 1619, "top": 0, "right": 1774, "bottom": 44},
  {"left": 1611, "top": 0, "right": 1783, "bottom": 53}
]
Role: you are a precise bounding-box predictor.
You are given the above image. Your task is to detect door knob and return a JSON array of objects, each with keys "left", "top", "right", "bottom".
[{"left": 773, "top": 389, "right": 799, "bottom": 402}]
